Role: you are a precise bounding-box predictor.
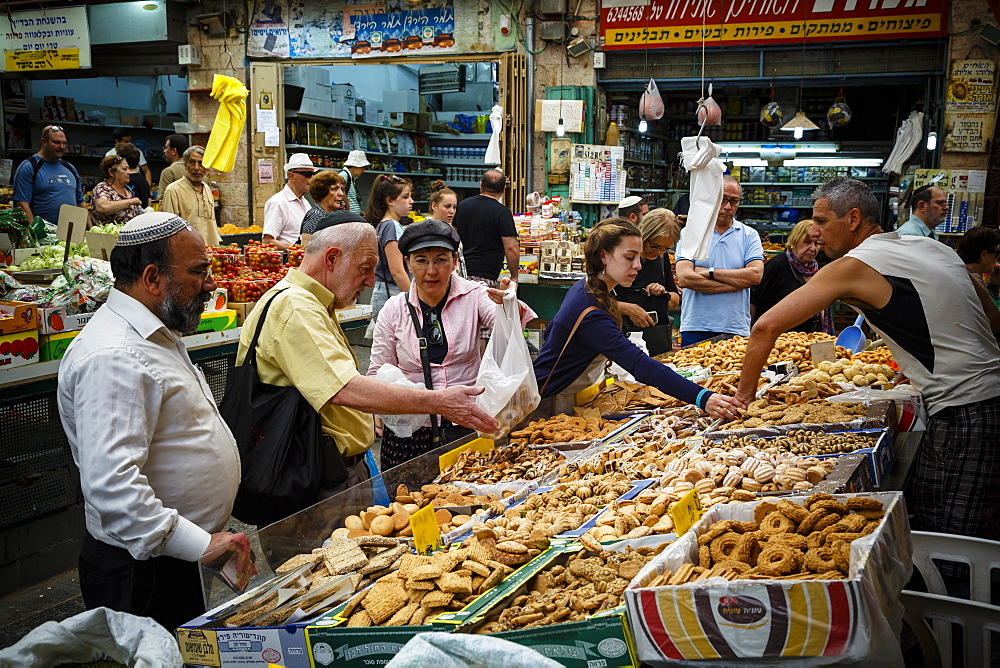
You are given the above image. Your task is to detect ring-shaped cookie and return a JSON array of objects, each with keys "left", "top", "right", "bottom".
[
  {"left": 757, "top": 544, "right": 803, "bottom": 576},
  {"left": 804, "top": 546, "right": 838, "bottom": 573},
  {"left": 811, "top": 499, "right": 850, "bottom": 515},
  {"left": 709, "top": 532, "right": 742, "bottom": 563},
  {"left": 776, "top": 499, "right": 809, "bottom": 523},
  {"left": 797, "top": 508, "right": 827, "bottom": 535},
  {"left": 760, "top": 511, "right": 797, "bottom": 535}
]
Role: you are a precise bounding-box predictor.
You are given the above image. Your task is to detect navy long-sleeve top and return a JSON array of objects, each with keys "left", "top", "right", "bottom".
[{"left": 533, "top": 280, "right": 714, "bottom": 409}]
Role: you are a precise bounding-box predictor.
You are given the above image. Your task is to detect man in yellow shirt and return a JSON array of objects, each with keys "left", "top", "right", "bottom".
[
  {"left": 237, "top": 221, "right": 497, "bottom": 497},
  {"left": 160, "top": 147, "right": 220, "bottom": 246}
]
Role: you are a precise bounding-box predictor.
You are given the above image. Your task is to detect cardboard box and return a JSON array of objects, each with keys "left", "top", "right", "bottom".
[
  {"left": 299, "top": 98, "right": 332, "bottom": 117},
  {"left": 383, "top": 89, "right": 420, "bottom": 114},
  {"left": 388, "top": 112, "right": 418, "bottom": 130},
  {"left": 364, "top": 105, "right": 380, "bottom": 126},
  {"left": 331, "top": 102, "right": 354, "bottom": 120},
  {"left": 416, "top": 112, "right": 432, "bottom": 132},
  {"left": 40, "top": 330, "right": 80, "bottom": 361},
  {"left": 0, "top": 300, "right": 37, "bottom": 335},
  {"left": 197, "top": 310, "right": 238, "bottom": 333},
  {"left": 177, "top": 618, "right": 314, "bottom": 668},
  {"left": 330, "top": 84, "right": 355, "bottom": 105},
  {"left": 626, "top": 492, "right": 910, "bottom": 663},
  {"left": 0, "top": 248, "right": 41, "bottom": 267},
  {"left": 36, "top": 307, "right": 95, "bottom": 335},
  {"left": 0, "top": 329, "right": 40, "bottom": 368},
  {"left": 229, "top": 301, "right": 259, "bottom": 326},
  {"left": 306, "top": 623, "right": 437, "bottom": 667}
]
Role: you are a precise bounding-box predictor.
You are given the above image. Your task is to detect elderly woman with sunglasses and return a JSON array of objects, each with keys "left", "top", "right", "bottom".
[
  {"left": 91, "top": 154, "right": 143, "bottom": 226},
  {"left": 615, "top": 208, "right": 682, "bottom": 356},
  {"left": 368, "top": 219, "right": 535, "bottom": 470}
]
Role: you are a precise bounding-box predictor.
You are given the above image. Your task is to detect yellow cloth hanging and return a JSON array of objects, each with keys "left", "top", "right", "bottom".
[{"left": 202, "top": 74, "right": 248, "bottom": 172}]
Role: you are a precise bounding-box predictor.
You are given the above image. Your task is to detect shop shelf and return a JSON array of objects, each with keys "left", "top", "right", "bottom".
[
  {"left": 287, "top": 112, "right": 432, "bottom": 135},
  {"left": 284, "top": 144, "right": 441, "bottom": 162},
  {"left": 426, "top": 132, "right": 493, "bottom": 140},
  {"left": 369, "top": 170, "right": 444, "bottom": 177},
  {"left": 623, "top": 157, "right": 669, "bottom": 167},
  {"left": 618, "top": 127, "right": 670, "bottom": 141},
  {"left": 446, "top": 180, "right": 482, "bottom": 188},
  {"left": 626, "top": 188, "right": 667, "bottom": 193}
]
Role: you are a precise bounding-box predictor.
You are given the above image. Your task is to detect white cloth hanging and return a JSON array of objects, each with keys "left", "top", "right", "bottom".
[
  {"left": 883, "top": 110, "right": 924, "bottom": 175},
  {"left": 485, "top": 105, "right": 503, "bottom": 165},
  {"left": 679, "top": 135, "right": 725, "bottom": 261}
]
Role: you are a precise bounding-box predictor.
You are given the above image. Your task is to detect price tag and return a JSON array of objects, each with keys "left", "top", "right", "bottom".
[
  {"left": 409, "top": 503, "right": 442, "bottom": 555},
  {"left": 809, "top": 340, "right": 837, "bottom": 365},
  {"left": 438, "top": 437, "right": 494, "bottom": 472},
  {"left": 670, "top": 489, "right": 704, "bottom": 537}
]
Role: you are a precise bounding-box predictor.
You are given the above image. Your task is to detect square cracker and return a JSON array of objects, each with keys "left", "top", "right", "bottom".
[
  {"left": 275, "top": 552, "right": 322, "bottom": 573},
  {"left": 437, "top": 572, "right": 473, "bottom": 596},
  {"left": 361, "top": 585, "right": 407, "bottom": 625},
  {"left": 411, "top": 564, "right": 444, "bottom": 581},
  {"left": 386, "top": 601, "right": 419, "bottom": 626},
  {"left": 421, "top": 590, "right": 454, "bottom": 608},
  {"left": 398, "top": 554, "right": 431, "bottom": 580},
  {"left": 463, "top": 560, "right": 491, "bottom": 577},
  {"left": 346, "top": 609, "right": 372, "bottom": 627},
  {"left": 405, "top": 579, "right": 436, "bottom": 590}
]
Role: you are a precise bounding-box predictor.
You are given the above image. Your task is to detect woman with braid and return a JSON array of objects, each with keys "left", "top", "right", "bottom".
[{"left": 532, "top": 218, "right": 745, "bottom": 417}]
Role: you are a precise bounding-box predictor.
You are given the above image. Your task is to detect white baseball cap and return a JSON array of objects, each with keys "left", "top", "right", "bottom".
[
  {"left": 345, "top": 150, "right": 370, "bottom": 168},
  {"left": 283, "top": 152, "right": 316, "bottom": 176}
]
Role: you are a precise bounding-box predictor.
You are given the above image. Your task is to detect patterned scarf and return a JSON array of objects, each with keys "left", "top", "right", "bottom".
[{"left": 786, "top": 249, "right": 819, "bottom": 276}]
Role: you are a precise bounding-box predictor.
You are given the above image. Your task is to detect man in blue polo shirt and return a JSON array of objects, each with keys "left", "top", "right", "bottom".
[
  {"left": 13, "top": 124, "right": 84, "bottom": 224},
  {"left": 675, "top": 176, "right": 764, "bottom": 345}
]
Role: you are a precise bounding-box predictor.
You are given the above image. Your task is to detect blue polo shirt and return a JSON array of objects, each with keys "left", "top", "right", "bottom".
[{"left": 677, "top": 220, "right": 764, "bottom": 336}]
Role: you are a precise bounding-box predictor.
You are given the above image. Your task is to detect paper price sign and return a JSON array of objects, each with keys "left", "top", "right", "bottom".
[
  {"left": 670, "top": 488, "right": 704, "bottom": 537},
  {"left": 409, "top": 503, "right": 442, "bottom": 555}
]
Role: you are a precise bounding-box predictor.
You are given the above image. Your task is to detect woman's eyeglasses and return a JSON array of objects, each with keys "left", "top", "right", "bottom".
[
  {"left": 411, "top": 257, "right": 453, "bottom": 268},
  {"left": 648, "top": 241, "right": 671, "bottom": 252}
]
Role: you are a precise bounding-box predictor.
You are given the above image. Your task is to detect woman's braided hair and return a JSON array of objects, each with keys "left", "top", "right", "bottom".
[{"left": 584, "top": 217, "right": 641, "bottom": 328}]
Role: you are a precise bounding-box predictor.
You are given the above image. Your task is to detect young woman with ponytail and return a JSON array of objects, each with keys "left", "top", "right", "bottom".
[
  {"left": 364, "top": 174, "right": 414, "bottom": 337},
  {"left": 533, "top": 218, "right": 745, "bottom": 417},
  {"left": 427, "top": 180, "right": 467, "bottom": 277}
]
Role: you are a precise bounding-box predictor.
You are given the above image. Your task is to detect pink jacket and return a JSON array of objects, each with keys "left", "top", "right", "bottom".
[{"left": 368, "top": 275, "right": 536, "bottom": 393}]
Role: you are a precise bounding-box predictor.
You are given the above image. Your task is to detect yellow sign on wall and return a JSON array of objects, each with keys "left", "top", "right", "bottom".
[{"left": 5, "top": 48, "right": 80, "bottom": 72}]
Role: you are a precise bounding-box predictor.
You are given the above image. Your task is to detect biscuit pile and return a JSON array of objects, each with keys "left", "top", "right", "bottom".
[
  {"left": 644, "top": 495, "right": 884, "bottom": 586},
  {"left": 850, "top": 347, "right": 893, "bottom": 365},
  {"left": 508, "top": 414, "right": 628, "bottom": 446},
  {"left": 725, "top": 400, "right": 867, "bottom": 430},
  {"left": 476, "top": 544, "right": 669, "bottom": 633},
  {"left": 660, "top": 332, "right": 846, "bottom": 373},
  {"left": 661, "top": 448, "right": 836, "bottom": 496},
  {"left": 558, "top": 446, "right": 677, "bottom": 482},
  {"left": 395, "top": 483, "right": 503, "bottom": 510},
  {"left": 711, "top": 431, "right": 877, "bottom": 457},
  {"left": 762, "top": 378, "right": 844, "bottom": 403},
  {"left": 582, "top": 380, "right": 683, "bottom": 413},
  {"left": 341, "top": 528, "right": 523, "bottom": 627},
  {"left": 435, "top": 442, "right": 565, "bottom": 484},
  {"left": 226, "top": 536, "right": 408, "bottom": 627}
]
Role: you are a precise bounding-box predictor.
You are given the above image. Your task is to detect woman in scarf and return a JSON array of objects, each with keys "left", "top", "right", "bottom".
[{"left": 750, "top": 219, "right": 830, "bottom": 333}]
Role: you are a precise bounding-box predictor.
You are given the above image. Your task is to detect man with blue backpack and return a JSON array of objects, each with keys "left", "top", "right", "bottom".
[{"left": 13, "top": 124, "right": 85, "bottom": 224}]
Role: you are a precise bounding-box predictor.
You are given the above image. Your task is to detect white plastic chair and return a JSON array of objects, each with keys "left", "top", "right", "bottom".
[
  {"left": 903, "top": 531, "right": 1000, "bottom": 667},
  {"left": 910, "top": 530, "right": 1000, "bottom": 603},
  {"left": 901, "top": 590, "right": 1000, "bottom": 668}
]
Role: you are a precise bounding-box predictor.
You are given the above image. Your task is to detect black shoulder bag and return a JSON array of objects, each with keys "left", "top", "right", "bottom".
[{"left": 220, "top": 289, "right": 324, "bottom": 526}]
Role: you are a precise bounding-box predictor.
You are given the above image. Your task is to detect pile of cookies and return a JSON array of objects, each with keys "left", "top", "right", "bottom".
[
  {"left": 476, "top": 543, "right": 670, "bottom": 633},
  {"left": 581, "top": 380, "right": 681, "bottom": 413},
  {"left": 851, "top": 347, "right": 893, "bottom": 365},
  {"left": 710, "top": 430, "right": 877, "bottom": 457},
  {"left": 763, "top": 378, "right": 844, "bottom": 403},
  {"left": 341, "top": 529, "right": 520, "bottom": 627},
  {"left": 641, "top": 407, "right": 715, "bottom": 440},
  {"left": 580, "top": 488, "right": 678, "bottom": 544},
  {"left": 659, "top": 447, "right": 836, "bottom": 496},
  {"left": 508, "top": 414, "right": 629, "bottom": 446},
  {"left": 226, "top": 536, "right": 409, "bottom": 627},
  {"left": 395, "top": 483, "right": 503, "bottom": 510},
  {"left": 660, "top": 332, "right": 845, "bottom": 374},
  {"left": 336, "top": 502, "right": 477, "bottom": 540},
  {"left": 558, "top": 446, "right": 678, "bottom": 482},
  {"left": 724, "top": 400, "right": 868, "bottom": 430},
  {"left": 643, "top": 495, "right": 885, "bottom": 586},
  {"left": 435, "top": 443, "right": 565, "bottom": 484}
]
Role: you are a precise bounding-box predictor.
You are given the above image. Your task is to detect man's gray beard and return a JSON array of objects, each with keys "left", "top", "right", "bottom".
[{"left": 158, "top": 282, "right": 209, "bottom": 334}]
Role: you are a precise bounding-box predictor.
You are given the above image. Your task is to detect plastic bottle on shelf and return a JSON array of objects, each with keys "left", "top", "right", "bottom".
[{"left": 606, "top": 121, "right": 621, "bottom": 147}]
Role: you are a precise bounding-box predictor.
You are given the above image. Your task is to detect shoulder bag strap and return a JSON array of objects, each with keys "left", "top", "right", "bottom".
[
  {"left": 539, "top": 305, "right": 599, "bottom": 398},
  {"left": 405, "top": 299, "right": 442, "bottom": 445},
  {"left": 245, "top": 288, "right": 290, "bottom": 368}
]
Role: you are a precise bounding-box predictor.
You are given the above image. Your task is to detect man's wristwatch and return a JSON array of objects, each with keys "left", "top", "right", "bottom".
[{"left": 709, "top": 267, "right": 716, "bottom": 281}]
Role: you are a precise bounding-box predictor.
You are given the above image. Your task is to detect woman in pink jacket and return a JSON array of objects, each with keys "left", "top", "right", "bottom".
[{"left": 369, "top": 219, "right": 535, "bottom": 469}]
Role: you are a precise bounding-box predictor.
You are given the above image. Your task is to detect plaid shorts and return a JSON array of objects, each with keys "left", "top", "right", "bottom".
[{"left": 906, "top": 394, "right": 1000, "bottom": 542}]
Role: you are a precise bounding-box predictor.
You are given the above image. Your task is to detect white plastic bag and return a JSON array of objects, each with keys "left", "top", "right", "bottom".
[
  {"left": 474, "top": 291, "right": 540, "bottom": 439},
  {"left": 374, "top": 363, "right": 428, "bottom": 438},
  {"left": 640, "top": 77, "right": 664, "bottom": 120}
]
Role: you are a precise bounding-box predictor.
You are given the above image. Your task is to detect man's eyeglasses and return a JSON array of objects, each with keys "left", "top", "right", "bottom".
[
  {"left": 157, "top": 264, "right": 213, "bottom": 281},
  {"left": 930, "top": 199, "right": 948, "bottom": 206},
  {"left": 721, "top": 197, "right": 741, "bottom": 207},
  {"left": 424, "top": 308, "right": 445, "bottom": 345}
]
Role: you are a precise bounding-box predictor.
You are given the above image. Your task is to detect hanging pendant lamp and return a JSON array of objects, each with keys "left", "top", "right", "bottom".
[{"left": 781, "top": 111, "right": 820, "bottom": 139}]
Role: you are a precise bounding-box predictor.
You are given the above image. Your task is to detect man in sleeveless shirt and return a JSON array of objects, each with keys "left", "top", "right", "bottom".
[{"left": 734, "top": 177, "right": 1000, "bottom": 558}]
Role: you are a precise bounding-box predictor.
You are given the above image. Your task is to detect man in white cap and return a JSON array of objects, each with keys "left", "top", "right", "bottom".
[
  {"left": 340, "top": 150, "right": 369, "bottom": 215},
  {"left": 618, "top": 195, "right": 648, "bottom": 226},
  {"left": 263, "top": 152, "right": 315, "bottom": 249},
  {"left": 57, "top": 212, "right": 249, "bottom": 630}
]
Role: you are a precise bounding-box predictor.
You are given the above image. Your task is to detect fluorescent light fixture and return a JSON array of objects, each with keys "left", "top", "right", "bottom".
[
  {"left": 785, "top": 158, "right": 883, "bottom": 167},
  {"left": 141, "top": 1, "right": 158, "bottom": 9},
  {"left": 717, "top": 142, "right": 839, "bottom": 154},
  {"left": 729, "top": 158, "right": 768, "bottom": 166},
  {"left": 926, "top": 131, "right": 937, "bottom": 151}
]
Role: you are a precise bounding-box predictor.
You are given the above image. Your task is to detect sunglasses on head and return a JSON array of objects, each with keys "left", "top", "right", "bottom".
[{"left": 42, "top": 125, "right": 64, "bottom": 137}]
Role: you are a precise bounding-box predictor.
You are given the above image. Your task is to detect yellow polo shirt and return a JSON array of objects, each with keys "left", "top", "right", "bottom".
[{"left": 236, "top": 269, "right": 374, "bottom": 457}]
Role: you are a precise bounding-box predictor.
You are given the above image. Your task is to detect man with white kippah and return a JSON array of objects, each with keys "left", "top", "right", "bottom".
[
  {"left": 263, "top": 152, "right": 315, "bottom": 249},
  {"left": 57, "top": 212, "right": 249, "bottom": 630},
  {"left": 617, "top": 195, "right": 648, "bottom": 226}
]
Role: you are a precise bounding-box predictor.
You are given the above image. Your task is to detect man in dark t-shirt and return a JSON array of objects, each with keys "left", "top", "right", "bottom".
[{"left": 454, "top": 169, "right": 519, "bottom": 285}]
